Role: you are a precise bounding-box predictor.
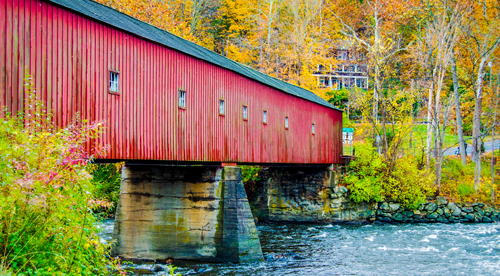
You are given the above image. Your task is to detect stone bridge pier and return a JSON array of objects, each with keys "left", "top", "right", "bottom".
[
  {"left": 248, "top": 165, "right": 375, "bottom": 223},
  {"left": 112, "top": 165, "right": 263, "bottom": 262}
]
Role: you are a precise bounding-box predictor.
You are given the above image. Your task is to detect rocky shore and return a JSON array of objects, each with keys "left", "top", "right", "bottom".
[
  {"left": 259, "top": 180, "right": 500, "bottom": 224},
  {"left": 358, "top": 197, "right": 500, "bottom": 224}
]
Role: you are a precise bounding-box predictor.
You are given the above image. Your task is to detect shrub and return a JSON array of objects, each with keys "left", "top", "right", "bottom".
[
  {"left": 342, "top": 113, "right": 354, "bottom": 128},
  {"left": 385, "top": 156, "right": 435, "bottom": 209},
  {"left": 88, "top": 163, "right": 124, "bottom": 218},
  {"left": 239, "top": 165, "right": 262, "bottom": 194},
  {"left": 440, "top": 155, "right": 500, "bottom": 204},
  {"left": 343, "top": 142, "right": 435, "bottom": 209},
  {"left": 0, "top": 77, "right": 112, "bottom": 274},
  {"left": 344, "top": 142, "right": 386, "bottom": 203},
  {"left": 457, "top": 183, "right": 475, "bottom": 199}
]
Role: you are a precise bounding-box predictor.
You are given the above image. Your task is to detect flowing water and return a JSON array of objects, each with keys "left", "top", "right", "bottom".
[{"left": 99, "top": 220, "right": 500, "bottom": 275}]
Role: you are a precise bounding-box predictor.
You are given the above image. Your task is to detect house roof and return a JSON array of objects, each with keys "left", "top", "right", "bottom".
[{"left": 45, "top": 0, "right": 340, "bottom": 111}]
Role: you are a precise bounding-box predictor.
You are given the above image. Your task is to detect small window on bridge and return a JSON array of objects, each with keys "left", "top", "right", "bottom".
[
  {"left": 285, "top": 117, "right": 289, "bottom": 129},
  {"left": 263, "top": 110, "right": 267, "bottom": 124},
  {"left": 178, "top": 90, "right": 186, "bottom": 108},
  {"left": 243, "top": 105, "right": 248, "bottom": 120},
  {"left": 219, "top": 99, "right": 225, "bottom": 115},
  {"left": 109, "top": 71, "right": 119, "bottom": 93},
  {"left": 312, "top": 124, "right": 316, "bottom": 134}
]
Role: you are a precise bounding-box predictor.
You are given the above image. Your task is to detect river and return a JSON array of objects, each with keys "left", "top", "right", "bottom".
[{"left": 99, "top": 220, "right": 500, "bottom": 275}]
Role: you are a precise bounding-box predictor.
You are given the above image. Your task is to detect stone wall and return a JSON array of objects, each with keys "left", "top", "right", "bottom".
[
  {"left": 248, "top": 166, "right": 499, "bottom": 224},
  {"left": 375, "top": 197, "right": 500, "bottom": 223},
  {"left": 112, "top": 165, "right": 263, "bottom": 262}
]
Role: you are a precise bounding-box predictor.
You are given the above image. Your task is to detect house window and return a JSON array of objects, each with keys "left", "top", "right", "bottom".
[
  {"left": 356, "top": 78, "right": 367, "bottom": 88},
  {"left": 263, "top": 110, "right": 267, "bottom": 124},
  {"left": 243, "top": 105, "right": 248, "bottom": 120},
  {"left": 312, "top": 124, "right": 315, "bottom": 134},
  {"left": 332, "top": 78, "right": 340, "bottom": 90},
  {"left": 109, "top": 71, "right": 119, "bottom": 93},
  {"left": 285, "top": 117, "right": 289, "bottom": 129},
  {"left": 319, "top": 76, "right": 331, "bottom": 88},
  {"left": 179, "top": 90, "right": 186, "bottom": 108},
  {"left": 219, "top": 99, "right": 225, "bottom": 115}
]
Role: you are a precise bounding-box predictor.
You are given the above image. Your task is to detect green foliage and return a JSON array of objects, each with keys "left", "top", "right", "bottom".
[
  {"left": 239, "top": 165, "right": 262, "bottom": 194},
  {"left": 344, "top": 143, "right": 386, "bottom": 203},
  {"left": 344, "top": 142, "right": 435, "bottom": 209},
  {"left": 168, "top": 265, "right": 182, "bottom": 276},
  {"left": 326, "top": 88, "right": 349, "bottom": 110},
  {"left": 384, "top": 157, "right": 435, "bottom": 209},
  {"left": 88, "top": 163, "right": 124, "bottom": 218},
  {"left": 440, "top": 156, "right": 500, "bottom": 204},
  {"left": 0, "top": 75, "right": 113, "bottom": 275},
  {"left": 240, "top": 165, "right": 262, "bottom": 184},
  {"left": 457, "top": 183, "right": 475, "bottom": 199},
  {"left": 342, "top": 113, "right": 354, "bottom": 128}
]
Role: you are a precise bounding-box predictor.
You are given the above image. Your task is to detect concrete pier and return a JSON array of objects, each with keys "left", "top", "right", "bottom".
[{"left": 112, "top": 165, "right": 263, "bottom": 262}]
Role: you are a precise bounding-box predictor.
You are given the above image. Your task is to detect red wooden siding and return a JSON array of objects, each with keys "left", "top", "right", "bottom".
[{"left": 0, "top": 0, "right": 343, "bottom": 164}]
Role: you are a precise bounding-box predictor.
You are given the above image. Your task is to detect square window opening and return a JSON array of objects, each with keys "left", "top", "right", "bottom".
[
  {"left": 179, "top": 90, "right": 186, "bottom": 108},
  {"left": 263, "top": 110, "right": 267, "bottom": 124},
  {"left": 219, "top": 99, "right": 225, "bottom": 115},
  {"left": 243, "top": 106, "right": 248, "bottom": 120},
  {"left": 285, "top": 117, "right": 289, "bottom": 129},
  {"left": 109, "top": 71, "right": 119, "bottom": 93}
]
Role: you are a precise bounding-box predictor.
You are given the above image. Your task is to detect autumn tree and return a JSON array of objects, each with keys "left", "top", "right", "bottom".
[
  {"left": 331, "top": 0, "right": 416, "bottom": 157},
  {"left": 459, "top": 0, "right": 500, "bottom": 192},
  {"left": 412, "top": 0, "right": 469, "bottom": 193}
]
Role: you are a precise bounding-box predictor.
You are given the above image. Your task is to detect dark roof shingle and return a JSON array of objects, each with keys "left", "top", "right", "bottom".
[{"left": 45, "top": 0, "right": 340, "bottom": 110}]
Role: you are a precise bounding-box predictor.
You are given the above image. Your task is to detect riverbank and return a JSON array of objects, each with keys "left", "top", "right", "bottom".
[
  {"left": 369, "top": 198, "right": 499, "bottom": 224},
  {"left": 247, "top": 168, "right": 500, "bottom": 225}
]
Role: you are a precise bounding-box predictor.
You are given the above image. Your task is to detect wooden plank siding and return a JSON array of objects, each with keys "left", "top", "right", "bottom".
[{"left": 0, "top": 0, "right": 343, "bottom": 164}]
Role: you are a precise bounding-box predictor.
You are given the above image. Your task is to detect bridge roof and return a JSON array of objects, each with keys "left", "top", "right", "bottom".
[{"left": 45, "top": 0, "right": 341, "bottom": 111}]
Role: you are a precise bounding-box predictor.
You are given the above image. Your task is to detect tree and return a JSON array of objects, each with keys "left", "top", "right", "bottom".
[
  {"left": 412, "top": 0, "right": 469, "bottom": 193},
  {"left": 331, "top": 0, "right": 416, "bottom": 156},
  {"left": 452, "top": 52, "right": 467, "bottom": 165},
  {"left": 461, "top": 0, "right": 500, "bottom": 192}
]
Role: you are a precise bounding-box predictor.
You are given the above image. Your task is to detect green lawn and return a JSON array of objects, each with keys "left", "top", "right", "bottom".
[
  {"left": 411, "top": 124, "right": 461, "bottom": 150},
  {"left": 344, "top": 123, "right": 495, "bottom": 156}
]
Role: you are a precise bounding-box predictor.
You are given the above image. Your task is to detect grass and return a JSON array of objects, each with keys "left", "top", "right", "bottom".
[
  {"left": 410, "top": 124, "right": 461, "bottom": 151},
  {"left": 344, "top": 123, "right": 497, "bottom": 156}
]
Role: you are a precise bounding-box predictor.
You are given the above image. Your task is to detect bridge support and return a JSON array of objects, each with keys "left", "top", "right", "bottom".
[
  {"left": 112, "top": 165, "right": 263, "bottom": 262},
  {"left": 248, "top": 165, "right": 374, "bottom": 223}
]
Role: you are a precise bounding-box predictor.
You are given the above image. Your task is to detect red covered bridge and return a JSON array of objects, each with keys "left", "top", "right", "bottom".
[
  {"left": 1, "top": 0, "right": 342, "bottom": 165},
  {"left": 1, "top": 0, "right": 344, "bottom": 263}
]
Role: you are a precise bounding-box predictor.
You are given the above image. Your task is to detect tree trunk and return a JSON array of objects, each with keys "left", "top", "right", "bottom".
[
  {"left": 472, "top": 58, "right": 487, "bottom": 191},
  {"left": 381, "top": 100, "right": 389, "bottom": 156},
  {"left": 452, "top": 54, "right": 467, "bottom": 165},
  {"left": 434, "top": 65, "right": 447, "bottom": 194},
  {"left": 491, "top": 74, "right": 499, "bottom": 205},
  {"left": 426, "top": 82, "right": 434, "bottom": 167}
]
